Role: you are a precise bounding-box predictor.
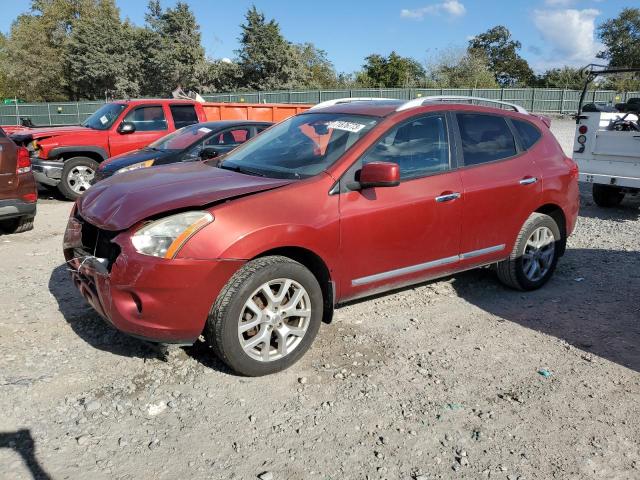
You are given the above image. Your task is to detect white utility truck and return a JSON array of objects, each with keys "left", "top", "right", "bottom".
[{"left": 573, "top": 65, "right": 640, "bottom": 207}]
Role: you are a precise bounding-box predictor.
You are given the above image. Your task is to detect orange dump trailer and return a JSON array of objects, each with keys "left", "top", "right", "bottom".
[{"left": 202, "top": 102, "right": 312, "bottom": 123}]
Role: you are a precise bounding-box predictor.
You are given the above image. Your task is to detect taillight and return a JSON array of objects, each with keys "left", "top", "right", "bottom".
[
  {"left": 17, "top": 147, "right": 31, "bottom": 174},
  {"left": 578, "top": 125, "right": 588, "bottom": 134},
  {"left": 21, "top": 192, "right": 37, "bottom": 203}
]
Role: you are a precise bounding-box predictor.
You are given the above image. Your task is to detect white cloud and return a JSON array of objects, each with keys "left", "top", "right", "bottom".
[
  {"left": 221, "top": 57, "right": 232, "bottom": 64},
  {"left": 401, "top": 1, "right": 466, "bottom": 20},
  {"left": 532, "top": 8, "right": 602, "bottom": 68},
  {"left": 544, "top": 0, "right": 575, "bottom": 6}
]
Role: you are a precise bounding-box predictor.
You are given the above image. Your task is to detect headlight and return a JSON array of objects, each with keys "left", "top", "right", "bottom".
[
  {"left": 115, "top": 159, "right": 155, "bottom": 175},
  {"left": 131, "top": 211, "right": 213, "bottom": 258}
]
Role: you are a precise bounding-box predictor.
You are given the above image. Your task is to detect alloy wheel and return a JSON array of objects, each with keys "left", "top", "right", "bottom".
[
  {"left": 522, "top": 226, "right": 555, "bottom": 282},
  {"left": 237, "top": 278, "right": 312, "bottom": 362}
]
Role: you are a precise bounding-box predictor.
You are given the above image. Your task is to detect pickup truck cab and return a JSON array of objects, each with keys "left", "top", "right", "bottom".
[{"left": 11, "top": 99, "right": 208, "bottom": 199}]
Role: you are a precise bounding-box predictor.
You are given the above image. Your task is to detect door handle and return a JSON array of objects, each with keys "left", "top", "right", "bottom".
[
  {"left": 519, "top": 177, "right": 538, "bottom": 185},
  {"left": 435, "top": 192, "right": 461, "bottom": 203}
]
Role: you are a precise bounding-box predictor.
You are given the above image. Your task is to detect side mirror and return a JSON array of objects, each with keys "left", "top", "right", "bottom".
[
  {"left": 118, "top": 122, "right": 136, "bottom": 134},
  {"left": 352, "top": 161, "right": 400, "bottom": 190},
  {"left": 199, "top": 146, "right": 222, "bottom": 160}
]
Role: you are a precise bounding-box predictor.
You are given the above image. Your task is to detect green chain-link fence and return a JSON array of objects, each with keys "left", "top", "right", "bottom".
[{"left": 2, "top": 88, "right": 638, "bottom": 127}]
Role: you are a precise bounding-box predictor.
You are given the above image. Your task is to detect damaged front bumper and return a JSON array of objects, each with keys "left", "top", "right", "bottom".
[
  {"left": 31, "top": 158, "right": 63, "bottom": 187},
  {"left": 62, "top": 214, "right": 244, "bottom": 344}
]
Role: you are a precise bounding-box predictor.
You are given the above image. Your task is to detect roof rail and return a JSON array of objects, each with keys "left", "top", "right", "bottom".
[
  {"left": 309, "top": 97, "right": 396, "bottom": 110},
  {"left": 397, "top": 95, "right": 529, "bottom": 114}
]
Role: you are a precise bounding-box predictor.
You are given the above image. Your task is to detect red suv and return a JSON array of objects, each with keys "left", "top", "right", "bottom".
[
  {"left": 64, "top": 97, "right": 579, "bottom": 376},
  {"left": 0, "top": 127, "right": 36, "bottom": 234}
]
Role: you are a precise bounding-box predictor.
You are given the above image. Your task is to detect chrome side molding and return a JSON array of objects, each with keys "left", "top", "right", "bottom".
[{"left": 351, "top": 244, "right": 506, "bottom": 286}]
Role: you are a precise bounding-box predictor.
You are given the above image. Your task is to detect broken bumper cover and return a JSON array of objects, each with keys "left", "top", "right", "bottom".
[
  {"left": 31, "top": 158, "right": 63, "bottom": 187},
  {"left": 63, "top": 217, "right": 244, "bottom": 344}
]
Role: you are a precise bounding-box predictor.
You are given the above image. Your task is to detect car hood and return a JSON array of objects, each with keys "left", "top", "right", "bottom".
[
  {"left": 10, "top": 125, "right": 91, "bottom": 141},
  {"left": 98, "top": 149, "right": 172, "bottom": 173},
  {"left": 78, "top": 161, "right": 293, "bottom": 231}
]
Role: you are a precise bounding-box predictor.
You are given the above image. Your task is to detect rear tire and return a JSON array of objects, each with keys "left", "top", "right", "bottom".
[
  {"left": 0, "top": 216, "right": 34, "bottom": 234},
  {"left": 206, "top": 255, "right": 323, "bottom": 376},
  {"left": 592, "top": 184, "right": 624, "bottom": 207},
  {"left": 496, "top": 213, "right": 561, "bottom": 291},
  {"left": 58, "top": 157, "right": 99, "bottom": 200}
]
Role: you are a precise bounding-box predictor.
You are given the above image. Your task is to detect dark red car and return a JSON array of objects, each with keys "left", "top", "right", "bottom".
[
  {"left": 0, "top": 127, "right": 36, "bottom": 234},
  {"left": 64, "top": 97, "right": 579, "bottom": 376}
]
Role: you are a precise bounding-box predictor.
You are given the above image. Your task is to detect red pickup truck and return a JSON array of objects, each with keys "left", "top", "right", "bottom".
[{"left": 9, "top": 99, "right": 309, "bottom": 199}]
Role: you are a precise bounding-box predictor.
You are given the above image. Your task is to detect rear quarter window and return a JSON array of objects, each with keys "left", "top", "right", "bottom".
[
  {"left": 512, "top": 119, "right": 542, "bottom": 150},
  {"left": 456, "top": 113, "right": 517, "bottom": 166}
]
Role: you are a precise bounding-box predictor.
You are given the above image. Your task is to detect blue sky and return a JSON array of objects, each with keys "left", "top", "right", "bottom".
[{"left": 0, "top": 0, "right": 631, "bottom": 73}]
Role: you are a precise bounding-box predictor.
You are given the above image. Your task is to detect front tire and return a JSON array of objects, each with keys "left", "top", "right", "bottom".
[
  {"left": 58, "top": 157, "right": 99, "bottom": 200},
  {"left": 496, "top": 213, "right": 561, "bottom": 291},
  {"left": 206, "top": 256, "right": 323, "bottom": 376},
  {"left": 0, "top": 216, "right": 34, "bottom": 234},
  {"left": 592, "top": 184, "right": 624, "bottom": 207}
]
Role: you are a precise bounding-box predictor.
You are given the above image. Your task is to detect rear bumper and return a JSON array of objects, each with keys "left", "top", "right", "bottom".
[
  {"left": 31, "top": 158, "right": 63, "bottom": 186},
  {"left": 579, "top": 172, "right": 640, "bottom": 190},
  {"left": 63, "top": 217, "right": 244, "bottom": 343},
  {"left": 0, "top": 198, "right": 36, "bottom": 221}
]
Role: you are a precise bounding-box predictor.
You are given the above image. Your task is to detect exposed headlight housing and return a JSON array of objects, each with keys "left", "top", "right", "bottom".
[
  {"left": 115, "top": 159, "right": 155, "bottom": 175},
  {"left": 131, "top": 211, "right": 213, "bottom": 259}
]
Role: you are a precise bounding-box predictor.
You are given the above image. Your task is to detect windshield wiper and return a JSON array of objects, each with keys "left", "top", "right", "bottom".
[{"left": 219, "top": 163, "right": 266, "bottom": 177}]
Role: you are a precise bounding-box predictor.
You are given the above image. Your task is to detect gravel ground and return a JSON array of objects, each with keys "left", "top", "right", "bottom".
[{"left": 1, "top": 119, "right": 639, "bottom": 480}]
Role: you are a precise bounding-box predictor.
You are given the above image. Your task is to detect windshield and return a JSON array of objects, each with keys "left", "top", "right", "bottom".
[
  {"left": 148, "top": 124, "right": 214, "bottom": 151},
  {"left": 82, "top": 103, "right": 126, "bottom": 130},
  {"left": 218, "top": 113, "right": 379, "bottom": 179}
]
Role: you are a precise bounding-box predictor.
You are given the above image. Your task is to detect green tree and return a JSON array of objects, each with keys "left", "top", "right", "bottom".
[
  {"left": 236, "top": 6, "right": 305, "bottom": 90},
  {"left": 0, "top": 34, "right": 10, "bottom": 99},
  {"left": 596, "top": 8, "right": 640, "bottom": 91},
  {"left": 468, "top": 26, "right": 534, "bottom": 87},
  {"left": 597, "top": 8, "right": 640, "bottom": 68},
  {"left": 139, "top": 0, "right": 206, "bottom": 96},
  {"left": 65, "top": 0, "right": 140, "bottom": 99},
  {"left": 2, "top": 0, "right": 96, "bottom": 100},
  {"left": 199, "top": 59, "right": 244, "bottom": 93},
  {"left": 536, "top": 67, "right": 585, "bottom": 90},
  {"left": 425, "top": 48, "right": 497, "bottom": 88},
  {"left": 294, "top": 43, "right": 337, "bottom": 89},
  {"left": 357, "top": 52, "right": 425, "bottom": 87}
]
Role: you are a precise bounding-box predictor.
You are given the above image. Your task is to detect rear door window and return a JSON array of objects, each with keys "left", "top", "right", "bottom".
[
  {"left": 512, "top": 119, "right": 542, "bottom": 150},
  {"left": 361, "top": 114, "right": 450, "bottom": 180},
  {"left": 206, "top": 128, "right": 251, "bottom": 146},
  {"left": 170, "top": 105, "right": 199, "bottom": 129},
  {"left": 123, "top": 106, "right": 167, "bottom": 132},
  {"left": 456, "top": 113, "right": 517, "bottom": 166}
]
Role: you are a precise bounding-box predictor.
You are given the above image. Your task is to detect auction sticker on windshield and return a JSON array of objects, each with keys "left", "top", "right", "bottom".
[
  {"left": 326, "top": 121, "right": 366, "bottom": 133},
  {"left": 100, "top": 115, "right": 108, "bottom": 125}
]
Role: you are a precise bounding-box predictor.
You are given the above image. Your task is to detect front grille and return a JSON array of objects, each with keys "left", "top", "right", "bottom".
[{"left": 75, "top": 213, "right": 121, "bottom": 270}]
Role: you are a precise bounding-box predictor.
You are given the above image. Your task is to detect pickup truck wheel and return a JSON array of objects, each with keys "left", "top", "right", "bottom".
[
  {"left": 592, "top": 184, "right": 624, "bottom": 207},
  {"left": 496, "top": 213, "right": 561, "bottom": 291},
  {"left": 58, "top": 157, "right": 99, "bottom": 200},
  {"left": 206, "top": 255, "right": 323, "bottom": 376},
  {"left": 0, "top": 216, "right": 34, "bottom": 234}
]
